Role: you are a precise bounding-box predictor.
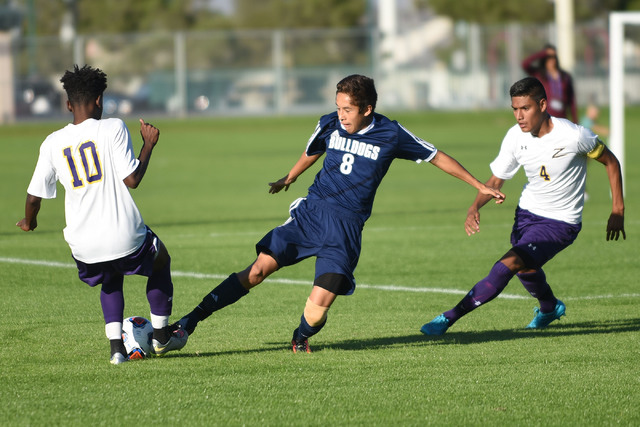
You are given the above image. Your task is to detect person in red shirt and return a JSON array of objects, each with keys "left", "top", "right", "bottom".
[{"left": 522, "top": 44, "right": 578, "bottom": 123}]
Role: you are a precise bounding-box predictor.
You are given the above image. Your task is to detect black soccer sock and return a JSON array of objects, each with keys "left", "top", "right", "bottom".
[
  {"left": 110, "top": 338, "right": 127, "bottom": 357},
  {"left": 186, "top": 273, "right": 249, "bottom": 326},
  {"left": 153, "top": 326, "right": 171, "bottom": 344},
  {"left": 295, "top": 314, "right": 326, "bottom": 341}
]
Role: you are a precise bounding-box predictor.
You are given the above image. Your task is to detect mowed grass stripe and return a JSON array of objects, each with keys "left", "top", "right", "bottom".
[{"left": 2, "top": 256, "right": 638, "bottom": 302}]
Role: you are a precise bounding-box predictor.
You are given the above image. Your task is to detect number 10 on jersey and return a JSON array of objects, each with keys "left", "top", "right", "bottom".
[{"left": 63, "top": 141, "right": 103, "bottom": 188}]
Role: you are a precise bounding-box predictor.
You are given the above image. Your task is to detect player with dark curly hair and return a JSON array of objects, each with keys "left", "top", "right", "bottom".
[
  {"left": 60, "top": 64, "right": 107, "bottom": 105},
  {"left": 18, "top": 65, "right": 187, "bottom": 364}
]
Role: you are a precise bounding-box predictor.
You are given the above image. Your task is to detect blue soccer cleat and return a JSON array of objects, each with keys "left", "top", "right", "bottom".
[
  {"left": 525, "top": 300, "right": 566, "bottom": 329},
  {"left": 420, "top": 314, "right": 451, "bottom": 336}
]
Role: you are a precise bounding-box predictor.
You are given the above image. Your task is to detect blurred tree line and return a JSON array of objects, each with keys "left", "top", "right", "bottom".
[
  {"left": 8, "top": 0, "right": 369, "bottom": 36},
  {"left": 4, "top": 0, "right": 639, "bottom": 90},
  {"left": 6, "top": 0, "right": 640, "bottom": 36},
  {"left": 3, "top": 0, "right": 371, "bottom": 78},
  {"left": 418, "top": 0, "right": 640, "bottom": 23}
]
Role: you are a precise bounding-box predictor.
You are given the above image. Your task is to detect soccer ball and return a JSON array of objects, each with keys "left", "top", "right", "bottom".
[{"left": 122, "top": 316, "right": 154, "bottom": 359}]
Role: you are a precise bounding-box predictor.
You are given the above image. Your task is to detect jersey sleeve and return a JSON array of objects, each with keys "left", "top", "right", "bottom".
[
  {"left": 395, "top": 122, "right": 437, "bottom": 163},
  {"left": 26, "top": 138, "right": 58, "bottom": 199},
  {"left": 490, "top": 128, "right": 521, "bottom": 179},
  {"left": 110, "top": 119, "right": 140, "bottom": 181},
  {"left": 577, "top": 125, "right": 602, "bottom": 159},
  {"left": 305, "top": 114, "right": 335, "bottom": 156}
]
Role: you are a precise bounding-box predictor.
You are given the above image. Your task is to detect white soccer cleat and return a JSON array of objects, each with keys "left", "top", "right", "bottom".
[
  {"left": 110, "top": 352, "right": 128, "bottom": 365},
  {"left": 152, "top": 328, "right": 188, "bottom": 356}
]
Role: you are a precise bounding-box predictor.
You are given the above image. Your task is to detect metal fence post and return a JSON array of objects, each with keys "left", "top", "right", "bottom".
[
  {"left": 273, "top": 29, "right": 284, "bottom": 114},
  {"left": 175, "top": 31, "right": 187, "bottom": 118},
  {"left": 0, "top": 31, "right": 15, "bottom": 123}
]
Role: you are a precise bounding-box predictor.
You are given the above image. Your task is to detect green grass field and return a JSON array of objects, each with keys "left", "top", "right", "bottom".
[{"left": 0, "top": 108, "right": 638, "bottom": 426}]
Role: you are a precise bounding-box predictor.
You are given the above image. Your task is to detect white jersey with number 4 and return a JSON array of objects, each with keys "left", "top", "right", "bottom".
[
  {"left": 490, "top": 116, "right": 602, "bottom": 224},
  {"left": 27, "top": 118, "right": 146, "bottom": 263}
]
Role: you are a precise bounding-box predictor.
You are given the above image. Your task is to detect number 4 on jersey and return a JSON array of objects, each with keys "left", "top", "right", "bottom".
[{"left": 539, "top": 165, "right": 550, "bottom": 181}]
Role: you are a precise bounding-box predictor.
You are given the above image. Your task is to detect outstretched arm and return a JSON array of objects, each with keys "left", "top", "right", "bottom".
[
  {"left": 594, "top": 146, "right": 625, "bottom": 241},
  {"left": 430, "top": 151, "right": 505, "bottom": 236},
  {"left": 16, "top": 194, "right": 42, "bottom": 232},
  {"left": 268, "top": 152, "right": 322, "bottom": 194},
  {"left": 464, "top": 174, "right": 506, "bottom": 236},
  {"left": 123, "top": 119, "right": 160, "bottom": 189},
  {"left": 430, "top": 150, "right": 505, "bottom": 202}
]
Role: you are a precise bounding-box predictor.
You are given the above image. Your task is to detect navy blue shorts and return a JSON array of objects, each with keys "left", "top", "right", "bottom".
[
  {"left": 256, "top": 198, "right": 364, "bottom": 295},
  {"left": 510, "top": 207, "right": 581, "bottom": 270},
  {"left": 75, "top": 227, "right": 160, "bottom": 287}
]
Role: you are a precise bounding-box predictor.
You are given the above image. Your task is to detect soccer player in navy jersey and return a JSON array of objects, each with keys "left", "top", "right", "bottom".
[
  {"left": 420, "top": 77, "right": 625, "bottom": 336},
  {"left": 176, "top": 74, "right": 504, "bottom": 352}
]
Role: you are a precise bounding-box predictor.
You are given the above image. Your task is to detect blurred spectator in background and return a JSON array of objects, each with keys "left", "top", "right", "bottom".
[
  {"left": 580, "top": 103, "right": 609, "bottom": 139},
  {"left": 522, "top": 43, "right": 578, "bottom": 123}
]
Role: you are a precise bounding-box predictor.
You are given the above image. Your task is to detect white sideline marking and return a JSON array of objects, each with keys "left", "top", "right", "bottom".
[{"left": 1, "top": 256, "right": 638, "bottom": 302}]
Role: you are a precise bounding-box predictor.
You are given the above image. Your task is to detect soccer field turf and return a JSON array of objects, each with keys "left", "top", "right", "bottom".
[{"left": 0, "top": 109, "right": 638, "bottom": 426}]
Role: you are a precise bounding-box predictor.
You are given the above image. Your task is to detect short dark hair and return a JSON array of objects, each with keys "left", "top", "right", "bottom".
[
  {"left": 60, "top": 64, "right": 107, "bottom": 105},
  {"left": 510, "top": 77, "right": 547, "bottom": 103},
  {"left": 336, "top": 74, "right": 377, "bottom": 113}
]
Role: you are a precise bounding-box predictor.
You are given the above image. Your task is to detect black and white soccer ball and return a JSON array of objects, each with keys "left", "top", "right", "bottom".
[{"left": 122, "top": 316, "right": 153, "bottom": 359}]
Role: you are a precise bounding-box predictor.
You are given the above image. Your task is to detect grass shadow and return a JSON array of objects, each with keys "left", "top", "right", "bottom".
[
  {"left": 326, "top": 317, "right": 640, "bottom": 350},
  {"left": 170, "top": 317, "right": 640, "bottom": 358}
]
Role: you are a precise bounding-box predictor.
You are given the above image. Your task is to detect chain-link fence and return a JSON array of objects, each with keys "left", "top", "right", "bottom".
[{"left": 2, "top": 19, "right": 639, "bottom": 122}]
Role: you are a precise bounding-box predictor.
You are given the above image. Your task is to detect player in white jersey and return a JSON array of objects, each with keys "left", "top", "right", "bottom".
[
  {"left": 17, "top": 65, "right": 187, "bottom": 364},
  {"left": 421, "top": 77, "right": 625, "bottom": 335}
]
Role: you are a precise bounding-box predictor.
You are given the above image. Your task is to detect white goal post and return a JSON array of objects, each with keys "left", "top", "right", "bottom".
[{"left": 609, "top": 12, "right": 640, "bottom": 189}]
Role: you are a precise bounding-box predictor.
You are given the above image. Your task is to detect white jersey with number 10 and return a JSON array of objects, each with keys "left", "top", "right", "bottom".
[{"left": 27, "top": 118, "right": 146, "bottom": 263}]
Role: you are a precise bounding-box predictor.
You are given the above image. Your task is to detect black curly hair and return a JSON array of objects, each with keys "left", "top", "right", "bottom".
[{"left": 60, "top": 64, "right": 107, "bottom": 105}]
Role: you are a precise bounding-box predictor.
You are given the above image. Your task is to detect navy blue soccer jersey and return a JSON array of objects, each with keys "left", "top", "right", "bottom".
[{"left": 304, "top": 112, "right": 437, "bottom": 222}]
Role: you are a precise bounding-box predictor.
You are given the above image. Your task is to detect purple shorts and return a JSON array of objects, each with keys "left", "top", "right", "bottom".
[
  {"left": 74, "top": 227, "right": 160, "bottom": 287},
  {"left": 510, "top": 207, "right": 581, "bottom": 269}
]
